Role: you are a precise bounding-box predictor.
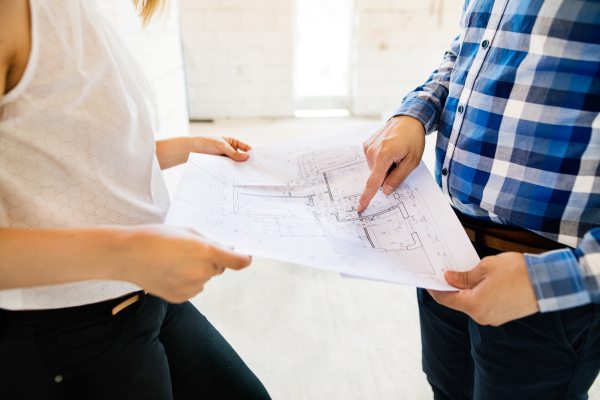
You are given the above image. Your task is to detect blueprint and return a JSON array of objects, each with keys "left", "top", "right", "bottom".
[{"left": 165, "top": 123, "right": 480, "bottom": 290}]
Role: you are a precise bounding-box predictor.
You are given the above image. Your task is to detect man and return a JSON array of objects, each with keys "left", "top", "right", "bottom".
[{"left": 358, "top": 0, "right": 600, "bottom": 398}]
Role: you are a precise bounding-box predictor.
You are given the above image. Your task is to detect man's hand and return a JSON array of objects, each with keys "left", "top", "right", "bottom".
[
  {"left": 428, "top": 252, "right": 540, "bottom": 326},
  {"left": 117, "top": 226, "right": 252, "bottom": 303},
  {"left": 357, "top": 116, "right": 426, "bottom": 213}
]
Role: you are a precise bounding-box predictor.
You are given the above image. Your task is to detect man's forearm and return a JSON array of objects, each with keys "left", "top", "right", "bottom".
[
  {"left": 525, "top": 228, "right": 600, "bottom": 312},
  {"left": 0, "top": 227, "right": 131, "bottom": 290}
]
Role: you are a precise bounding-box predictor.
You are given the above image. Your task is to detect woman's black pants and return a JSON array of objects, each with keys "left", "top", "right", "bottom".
[{"left": 0, "top": 292, "right": 271, "bottom": 400}]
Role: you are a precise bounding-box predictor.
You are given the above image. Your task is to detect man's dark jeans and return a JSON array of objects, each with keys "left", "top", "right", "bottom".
[{"left": 419, "top": 245, "right": 600, "bottom": 400}]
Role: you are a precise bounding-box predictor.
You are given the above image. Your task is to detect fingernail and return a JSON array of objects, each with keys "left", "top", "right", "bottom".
[
  {"left": 451, "top": 272, "right": 459, "bottom": 281},
  {"left": 384, "top": 185, "right": 394, "bottom": 194}
]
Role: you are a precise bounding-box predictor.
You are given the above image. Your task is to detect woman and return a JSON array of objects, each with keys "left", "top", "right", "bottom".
[{"left": 0, "top": 0, "right": 271, "bottom": 398}]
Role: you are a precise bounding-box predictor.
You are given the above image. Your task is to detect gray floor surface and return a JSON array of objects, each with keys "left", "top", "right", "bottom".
[{"left": 160, "top": 118, "right": 600, "bottom": 400}]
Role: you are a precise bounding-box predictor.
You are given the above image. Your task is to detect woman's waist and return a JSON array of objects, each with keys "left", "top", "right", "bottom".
[{"left": 0, "top": 281, "right": 142, "bottom": 312}]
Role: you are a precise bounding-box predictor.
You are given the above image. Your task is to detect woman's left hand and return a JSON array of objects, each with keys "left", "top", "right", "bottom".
[
  {"left": 189, "top": 136, "right": 252, "bottom": 162},
  {"left": 156, "top": 136, "right": 253, "bottom": 169}
]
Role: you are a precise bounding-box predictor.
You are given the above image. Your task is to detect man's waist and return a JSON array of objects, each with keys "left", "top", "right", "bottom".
[{"left": 453, "top": 208, "right": 570, "bottom": 254}]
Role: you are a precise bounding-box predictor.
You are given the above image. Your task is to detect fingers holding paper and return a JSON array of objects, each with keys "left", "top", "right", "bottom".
[
  {"left": 428, "top": 252, "right": 540, "bottom": 326},
  {"left": 194, "top": 136, "right": 252, "bottom": 162},
  {"left": 123, "top": 226, "right": 252, "bottom": 304}
]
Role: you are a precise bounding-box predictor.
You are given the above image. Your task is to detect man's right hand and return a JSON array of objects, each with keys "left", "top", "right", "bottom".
[
  {"left": 117, "top": 226, "right": 252, "bottom": 303},
  {"left": 357, "top": 116, "right": 426, "bottom": 213}
]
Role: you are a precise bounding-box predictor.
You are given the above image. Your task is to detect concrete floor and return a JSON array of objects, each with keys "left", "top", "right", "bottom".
[{"left": 162, "top": 118, "right": 600, "bottom": 400}]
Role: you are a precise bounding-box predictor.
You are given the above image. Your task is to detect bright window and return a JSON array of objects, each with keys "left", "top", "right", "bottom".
[{"left": 294, "top": 0, "right": 355, "bottom": 109}]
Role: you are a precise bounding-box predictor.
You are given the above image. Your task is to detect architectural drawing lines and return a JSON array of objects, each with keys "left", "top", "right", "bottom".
[
  {"left": 227, "top": 144, "right": 453, "bottom": 276},
  {"left": 166, "top": 124, "right": 479, "bottom": 290}
]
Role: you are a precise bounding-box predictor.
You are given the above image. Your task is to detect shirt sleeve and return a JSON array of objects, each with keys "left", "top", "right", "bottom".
[
  {"left": 525, "top": 228, "right": 600, "bottom": 312},
  {"left": 392, "top": 34, "right": 461, "bottom": 134}
]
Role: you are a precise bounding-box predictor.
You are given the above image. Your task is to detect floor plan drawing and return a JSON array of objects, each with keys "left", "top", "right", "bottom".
[
  {"left": 232, "top": 144, "right": 448, "bottom": 275},
  {"left": 166, "top": 123, "right": 480, "bottom": 290}
]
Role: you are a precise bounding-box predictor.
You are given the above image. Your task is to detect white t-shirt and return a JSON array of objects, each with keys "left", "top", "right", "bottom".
[{"left": 0, "top": 0, "right": 171, "bottom": 310}]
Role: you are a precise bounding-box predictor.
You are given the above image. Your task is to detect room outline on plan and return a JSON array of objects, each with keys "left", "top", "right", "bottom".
[{"left": 230, "top": 144, "right": 456, "bottom": 275}]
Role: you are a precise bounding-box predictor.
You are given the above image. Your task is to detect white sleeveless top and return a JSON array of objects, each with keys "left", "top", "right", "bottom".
[{"left": 0, "top": 0, "right": 171, "bottom": 310}]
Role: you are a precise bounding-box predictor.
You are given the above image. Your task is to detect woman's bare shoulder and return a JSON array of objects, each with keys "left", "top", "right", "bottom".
[{"left": 0, "top": 0, "right": 31, "bottom": 96}]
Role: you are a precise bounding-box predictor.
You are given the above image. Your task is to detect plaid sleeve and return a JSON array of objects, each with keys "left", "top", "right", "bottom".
[
  {"left": 525, "top": 228, "right": 600, "bottom": 313},
  {"left": 393, "top": 34, "right": 461, "bottom": 134}
]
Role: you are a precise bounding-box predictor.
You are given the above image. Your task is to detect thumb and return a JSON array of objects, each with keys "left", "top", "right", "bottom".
[
  {"left": 445, "top": 268, "right": 484, "bottom": 290},
  {"left": 209, "top": 242, "right": 252, "bottom": 271},
  {"left": 382, "top": 159, "right": 418, "bottom": 195},
  {"left": 221, "top": 143, "right": 249, "bottom": 162}
]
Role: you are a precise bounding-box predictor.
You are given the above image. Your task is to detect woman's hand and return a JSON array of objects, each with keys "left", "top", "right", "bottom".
[
  {"left": 188, "top": 136, "right": 252, "bottom": 161},
  {"left": 0, "top": 225, "right": 252, "bottom": 304},
  {"left": 116, "top": 225, "right": 252, "bottom": 303},
  {"left": 156, "top": 136, "right": 252, "bottom": 169}
]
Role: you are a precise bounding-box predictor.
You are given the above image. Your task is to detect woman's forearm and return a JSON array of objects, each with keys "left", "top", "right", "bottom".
[
  {"left": 0, "top": 227, "right": 128, "bottom": 290},
  {"left": 155, "top": 136, "right": 252, "bottom": 170},
  {"left": 155, "top": 137, "right": 192, "bottom": 170},
  {"left": 0, "top": 225, "right": 252, "bottom": 303}
]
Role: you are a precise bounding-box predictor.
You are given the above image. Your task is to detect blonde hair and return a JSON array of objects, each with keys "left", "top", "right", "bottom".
[{"left": 132, "top": 0, "right": 170, "bottom": 27}]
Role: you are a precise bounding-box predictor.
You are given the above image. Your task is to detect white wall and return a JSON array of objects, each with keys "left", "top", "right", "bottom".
[
  {"left": 179, "top": 0, "right": 295, "bottom": 120},
  {"left": 351, "top": 0, "right": 464, "bottom": 118},
  {"left": 177, "top": 0, "right": 462, "bottom": 120},
  {"left": 97, "top": 0, "right": 190, "bottom": 140}
]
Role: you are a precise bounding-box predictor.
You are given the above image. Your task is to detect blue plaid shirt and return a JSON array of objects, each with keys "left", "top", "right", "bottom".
[{"left": 394, "top": 0, "right": 600, "bottom": 312}]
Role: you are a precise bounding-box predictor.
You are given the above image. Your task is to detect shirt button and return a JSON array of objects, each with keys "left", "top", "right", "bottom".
[
  {"left": 441, "top": 168, "right": 448, "bottom": 176},
  {"left": 457, "top": 105, "right": 464, "bottom": 114},
  {"left": 482, "top": 39, "right": 490, "bottom": 49}
]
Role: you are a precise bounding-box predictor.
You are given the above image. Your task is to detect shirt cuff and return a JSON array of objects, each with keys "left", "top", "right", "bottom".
[
  {"left": 525, "top": 249, "right": 591, "bottom": 313},
  {"left": 392, "top": 97, "right": 437, "bottom": 134}
]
